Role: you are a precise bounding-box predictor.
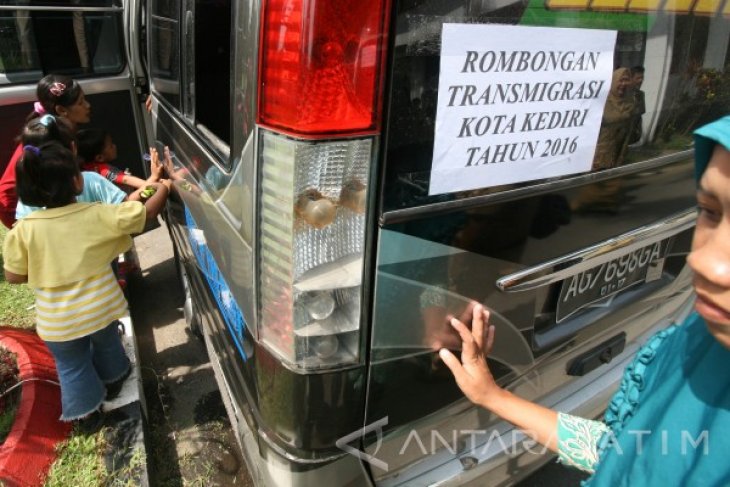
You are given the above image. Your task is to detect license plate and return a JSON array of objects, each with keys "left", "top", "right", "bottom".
[{"left": 556, "top": 241, "right": 668, "bottom": 322}]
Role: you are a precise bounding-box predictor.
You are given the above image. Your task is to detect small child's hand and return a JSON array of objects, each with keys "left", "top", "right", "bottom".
[
  {"left": 4, "top": 270, "right": 28, "bottom": 284},
  {"left": 145, "top": 95, "right": 153, "bottom": 113},
  {"left": 160, "top": 179, "right": 173, "bottom": 192},
  {"left": 148, "top": 147, "right": 163, "bottom": 181}
]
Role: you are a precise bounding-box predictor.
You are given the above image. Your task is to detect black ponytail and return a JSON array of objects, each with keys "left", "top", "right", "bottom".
[{"left": 15, "top": 142, "right": 80, "bottom": 208}]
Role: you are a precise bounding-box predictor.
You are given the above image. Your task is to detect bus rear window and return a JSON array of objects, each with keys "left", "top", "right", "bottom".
[{"left": 381, "top": 0, "right": 730, "bottom": 210}]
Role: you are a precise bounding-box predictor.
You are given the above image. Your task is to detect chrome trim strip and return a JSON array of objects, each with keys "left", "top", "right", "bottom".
[
  {"left": 0, "top": 84, "right": 41, "bottom": 103},
  {"left": 77, "top": 75, "right": 134, "bottom": 94},
  {"left": 496, "top": 209, "right": 696, "bottom": 292},
  {"left": 381, "top": 151, "right": 693, "bottom": 224},
  {"left": 0, "top": 6, "right": 122, "bottom": 12}
]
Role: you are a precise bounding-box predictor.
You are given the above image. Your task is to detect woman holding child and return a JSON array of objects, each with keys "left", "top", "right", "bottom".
[
  {"left": 441, "top": 115, "right": 730, "bottom": 485},
  {"left": 0, "top": 74, "right": 165, "bottom": 227},
  {"left": 0, "top": 74, "right": 90, "bottom": 228}
]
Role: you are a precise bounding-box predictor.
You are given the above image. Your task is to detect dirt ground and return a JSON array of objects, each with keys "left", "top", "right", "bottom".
[{"left": 128, "top": 223, "right": 254, "bottom": 487}]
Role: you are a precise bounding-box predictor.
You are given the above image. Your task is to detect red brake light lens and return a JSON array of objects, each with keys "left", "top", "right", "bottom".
[{"left": 258, "top": 0, "right": 389, "bottom": 135}]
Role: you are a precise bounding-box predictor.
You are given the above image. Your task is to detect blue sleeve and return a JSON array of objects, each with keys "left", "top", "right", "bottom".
[
  {"left": 15, "top": 200, "right": 41, "bottom": 219},
  {"left": 78, "top": 171, "right": 126, "bottom": 205}
]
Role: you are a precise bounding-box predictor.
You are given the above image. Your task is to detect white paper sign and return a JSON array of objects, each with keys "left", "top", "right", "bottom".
[{"left": 429, "top": 24, "right": 617, "bottom": 196}]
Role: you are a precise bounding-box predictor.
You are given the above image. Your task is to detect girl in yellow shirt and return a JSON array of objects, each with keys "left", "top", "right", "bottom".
[{"left": 3, "top": 142, "right": 169, "bottom": 430}]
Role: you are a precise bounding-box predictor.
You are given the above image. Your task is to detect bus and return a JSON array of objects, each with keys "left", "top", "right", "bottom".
[{"left": 1, "top": 0, "right": 728, "bottom": 485}]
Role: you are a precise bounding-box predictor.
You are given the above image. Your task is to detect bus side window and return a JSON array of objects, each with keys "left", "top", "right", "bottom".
[
  {"left": 149, "top": 0, "right": 181, "bottom": 109},
  {"left": 148, "top": 0, "right": 231, "bottom": 157},
  {"left": 193, "top": 0, "right": 232, "bottom": 147},
  {"left": 0, "top": 3, "right": 123, "bottom": 84}
]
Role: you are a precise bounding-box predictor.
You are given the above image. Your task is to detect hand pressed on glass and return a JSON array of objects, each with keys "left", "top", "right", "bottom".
[
  {"left": 425, "top": 300, "right": 477, "bottom": 351},
  {"left": 438, "top": 304, "right": 500, "bottom": 408},
  {"left": 439, "top": 302, "right": 561, "bottom": 456}
]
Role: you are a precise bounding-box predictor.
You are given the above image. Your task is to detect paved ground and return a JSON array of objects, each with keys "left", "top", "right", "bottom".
[{"left": 128, "top": 223, "right": 253, "bottom": 487}]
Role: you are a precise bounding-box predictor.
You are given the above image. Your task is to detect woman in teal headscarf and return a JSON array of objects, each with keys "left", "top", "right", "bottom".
[{"left": 440, "top": 116, "right": 730, "bottom": 485}]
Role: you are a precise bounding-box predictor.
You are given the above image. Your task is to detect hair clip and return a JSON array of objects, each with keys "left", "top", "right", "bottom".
[
  {"left": 49, "top": 82, "right": 66, "bottom": 97},
  {"left": 23, "top": 145, "right": 41, "bottom": 156},
  {"left": 38, "top": 114, "right": 55, "bottom": 127},
  {"left": 33, "top": 102, "right": 46, "bottom": 115}
]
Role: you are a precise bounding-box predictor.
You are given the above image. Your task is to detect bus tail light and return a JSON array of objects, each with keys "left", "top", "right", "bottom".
[
  {"left": 258, "top": 0, "right": 389, "bottom": 135},
  {"left": 257, "top": 131, "right": 373, "bottom": 369},
  {"left": 256, "top": 0, "right": 388, "bottom": 370}
]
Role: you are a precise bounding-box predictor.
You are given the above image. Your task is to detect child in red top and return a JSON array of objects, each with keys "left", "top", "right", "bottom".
[{"left": 77, "top": 128, "right": 163, "bottom": 191}]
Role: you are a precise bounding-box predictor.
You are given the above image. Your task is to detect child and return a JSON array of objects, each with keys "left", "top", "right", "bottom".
[
  {"left": 13, "top": 115, "right": 167, "bottom": 219},
  {"left": 0, "top": 74, "right": 91, "bottom": 228},
  {"left": 15, "top": 115, "right": 118, "bottom": 217},
  {"left": 2, "top": 142, "right": 169, "bottom": 431},
  {"left": 76, "top": 128, "right": 163, "bottom": 191}
]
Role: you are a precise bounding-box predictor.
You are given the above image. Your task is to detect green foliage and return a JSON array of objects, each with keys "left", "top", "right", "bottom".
[
  {"left": 695, "top": 67, "right": 730, "bottom": 108},
  {"left": 657, "top": 64, "right": 730, "bottom": 143},
  {"left": 0, "top": 20, "right": 26, "bottom": 72}
]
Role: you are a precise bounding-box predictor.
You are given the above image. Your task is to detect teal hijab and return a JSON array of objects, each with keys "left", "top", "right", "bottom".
[
  {"left": 694, "top": 115, "right": 730, "bottom": 179},
  {"left": 586, "top": 117, "right": 730, "bottom": 486}
]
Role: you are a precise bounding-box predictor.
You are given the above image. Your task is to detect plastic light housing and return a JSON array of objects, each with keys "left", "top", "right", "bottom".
[
  {"left": 258, "top": 130, "right": 372, "bottom": 370},
  {"left": 258, "top": 0, "right": 389, "bottom": 135}
]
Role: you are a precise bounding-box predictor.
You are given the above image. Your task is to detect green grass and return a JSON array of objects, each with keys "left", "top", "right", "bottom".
[
  {"left": 46, "top": 430, "right": 146, "bottom": 487},
  {"left": 107, "top": 447, "right": 147, "bottom": 487},
  {"left": 45, "top": 431, "right": 108, "bottom": 487},
  {"left": 659, "top": 133, "right": 694, "bottom": 151},
  {"left": 0, "top": 226, "right": 35, "bottom": 329}
]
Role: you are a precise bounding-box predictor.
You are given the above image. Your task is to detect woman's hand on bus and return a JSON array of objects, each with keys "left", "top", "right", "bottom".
[
  {"left": 427, "top": 301, "right": 478, "bottom": 351},
  {"left": 439, "top": 304, "right": 501, "bottom": 409}
]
